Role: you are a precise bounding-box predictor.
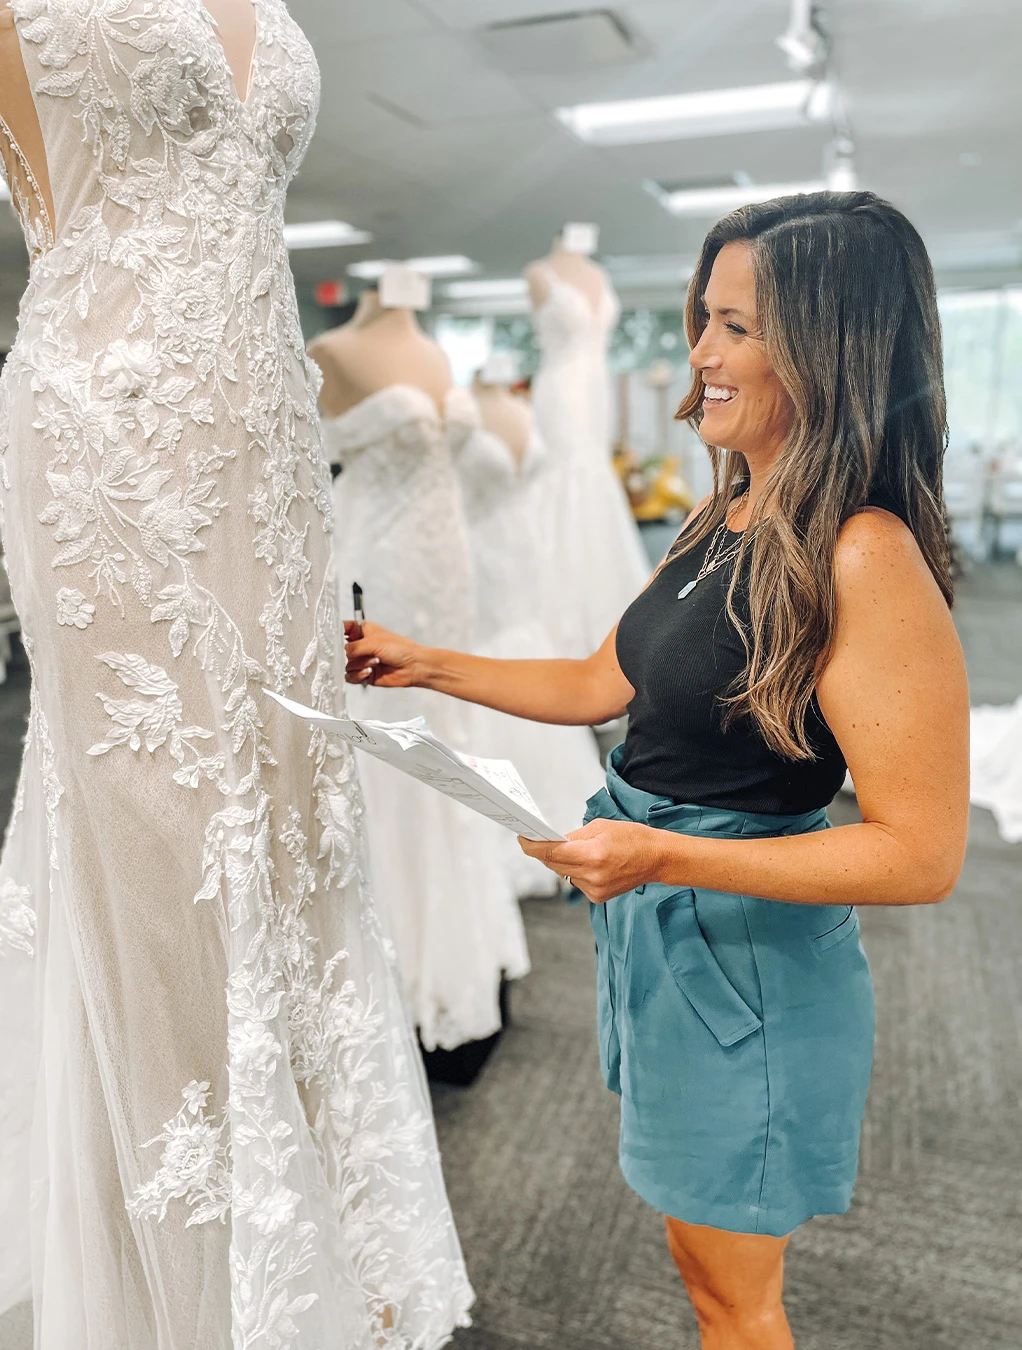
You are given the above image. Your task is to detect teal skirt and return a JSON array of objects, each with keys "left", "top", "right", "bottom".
[{"left": 586, "top": 747, "right": 875, "bottom": 1238}]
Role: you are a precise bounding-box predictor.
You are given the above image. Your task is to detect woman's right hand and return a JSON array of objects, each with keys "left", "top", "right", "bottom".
[{"left": 343, "top": 620, "right": 429, "bottom": 689}]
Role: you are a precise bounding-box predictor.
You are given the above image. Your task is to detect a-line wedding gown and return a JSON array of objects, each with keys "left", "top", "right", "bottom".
[
  {"left": 448, "top": 392, "right": 605, "bottom": 896},
  {"left": 0, "top": 3, "right": 472, "bottom": 1346},
  {"left": 325, "top": 385, "right": 530, "bottom": 1051},
  {"left": 529, "top": 264, "right": 649, "bottom": 659}
]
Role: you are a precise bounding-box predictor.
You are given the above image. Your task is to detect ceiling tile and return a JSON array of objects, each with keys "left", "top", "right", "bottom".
[{"left": 287, "top": 0, "right": 433, "bottom": 44}]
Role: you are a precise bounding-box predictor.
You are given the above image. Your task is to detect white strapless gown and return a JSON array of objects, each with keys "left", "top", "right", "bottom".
[
  {"left": 324, "top": 386, "right": 530, "bottom": 1050},
  {"left": 448, "top": 392, "right": 605, "bottom": 896},
  {"left": 970, "top": 698, "right": 1022, "bottom": 842},
  {"left": 0, "top": 2, "right": 471, "bottom": 1345},
  {"left": 530, "top": 265, "right": 650, "bottom": 658}
]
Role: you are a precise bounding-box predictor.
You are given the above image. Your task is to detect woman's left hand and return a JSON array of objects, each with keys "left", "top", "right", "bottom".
[{"left": 518, "top": 819, "right": 671, "bottom": 903}]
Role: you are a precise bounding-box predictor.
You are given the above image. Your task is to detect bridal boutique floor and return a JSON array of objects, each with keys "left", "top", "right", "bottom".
[{"left": 1, "top": 564, "right": 1021, "bottom": 1350}]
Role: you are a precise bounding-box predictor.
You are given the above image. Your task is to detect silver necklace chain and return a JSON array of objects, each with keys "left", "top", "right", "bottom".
[{"left": 677, "top": 499, "right": 749, "bottom": 601}]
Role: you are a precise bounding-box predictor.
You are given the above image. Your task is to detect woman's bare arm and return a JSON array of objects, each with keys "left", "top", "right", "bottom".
[
  {"left": 344, "top": 622, "right": 635, "bottom": 727},
  {"left": 523, "top": 510, "right": 971, "bottom": 906}
]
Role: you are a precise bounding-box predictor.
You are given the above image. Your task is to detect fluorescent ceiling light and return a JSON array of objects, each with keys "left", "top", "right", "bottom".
[
  {"left": 444, "top": 278, "right": 528, "bottom": 300},
  {"left": 349, "top": 255, "right": 478, "bottom": 280},
  {"left": 556, "top": 79, "right": 832, "bottom": 146},
  {"left": 283, "top": 220, "right": 372, "bottom": 250},
  {"left": 649, "top": 179, "right": 827, "bottom": 217},
  {"left": 604, "top": 253, "right": 696, "bottom": 283}
]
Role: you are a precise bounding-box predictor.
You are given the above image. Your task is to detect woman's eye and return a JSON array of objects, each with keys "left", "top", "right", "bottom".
[{"left": 726, "top": 322, "right": 746, "bottom": 336}]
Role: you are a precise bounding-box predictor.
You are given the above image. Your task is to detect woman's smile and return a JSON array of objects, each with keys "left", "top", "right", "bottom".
[{"left": 702, "top": 382, "right": 738, "bottom": 409}]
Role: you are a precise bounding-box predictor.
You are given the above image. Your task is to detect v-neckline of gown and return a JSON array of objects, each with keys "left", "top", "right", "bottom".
[
  {"left": 538, "top": 264, "right": 608, "bottom": 321},
  {"left": 199, "top": 0, "right": 260, "bottom": 109}
]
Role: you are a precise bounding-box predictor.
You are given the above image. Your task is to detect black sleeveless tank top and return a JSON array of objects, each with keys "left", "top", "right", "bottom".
[{"left": 615, "top": 524, "right": 847, "bottom": 815}]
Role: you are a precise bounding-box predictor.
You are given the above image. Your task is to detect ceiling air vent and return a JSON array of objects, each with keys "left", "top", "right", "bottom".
[{"left": 476, "top": 9, "right": 644, "bottom": 75}]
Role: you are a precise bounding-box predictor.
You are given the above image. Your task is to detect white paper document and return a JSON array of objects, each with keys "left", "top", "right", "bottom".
[{"left": 264, "top": 689, "right": 566, "bottom": 842}]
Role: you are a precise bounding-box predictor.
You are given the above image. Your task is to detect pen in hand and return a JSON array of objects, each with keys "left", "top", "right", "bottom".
[{"left": 351, "top": 582, "right": 374, "bottom": 687}]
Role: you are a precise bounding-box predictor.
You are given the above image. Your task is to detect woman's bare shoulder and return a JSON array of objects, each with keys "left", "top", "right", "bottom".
[
  {"left": 836, "top": 507, "right": 930, "bottom": 576},
  {"left": 833, "top": 507, "right": 948, "bottom": 616}
]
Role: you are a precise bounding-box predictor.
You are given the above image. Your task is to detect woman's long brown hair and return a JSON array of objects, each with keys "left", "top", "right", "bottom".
[{"left": 673, "top": 191, "right": 951, "bottom": 760}]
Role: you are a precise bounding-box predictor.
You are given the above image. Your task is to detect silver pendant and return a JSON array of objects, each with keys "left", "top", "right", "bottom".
[{"left": 677, "top": 580, "right": 699, "bottom": 600}]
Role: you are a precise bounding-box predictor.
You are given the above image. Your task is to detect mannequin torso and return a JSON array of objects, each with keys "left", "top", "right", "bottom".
[
  {"left": 471, "top": 375, "right": 531, "bottom": 465},
  {"left": 524, "top": 240, "right": 609, "bottom": 313},
  {"left": 0, "top": 10, "right": 54, "bottom": 244},
  {"left": 201, "top": 0, "right": 258, "bottom": 103},
  {"left": 309, "top": 289, "right": 453, "bottom": 419}
]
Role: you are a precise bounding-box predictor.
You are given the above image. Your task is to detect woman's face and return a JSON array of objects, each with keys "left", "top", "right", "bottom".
[{"left": 688, "top": 241, "right": 794, "bottom": 462}]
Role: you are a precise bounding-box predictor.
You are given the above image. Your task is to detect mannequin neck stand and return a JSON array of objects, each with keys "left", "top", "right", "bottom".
[
  {"left": 308, "top": 291, "right": 452, "bottom": 421},
  {"left": 525, "top": 238, "right": 606, "bottom": 312},
  {"left": 347, "top": 289, "right": 421, "bottom": 335}
]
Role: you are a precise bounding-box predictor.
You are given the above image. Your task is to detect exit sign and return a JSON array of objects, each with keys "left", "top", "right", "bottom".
[{"left": 315, "top": 280, "right": 346, "bottom": 307}]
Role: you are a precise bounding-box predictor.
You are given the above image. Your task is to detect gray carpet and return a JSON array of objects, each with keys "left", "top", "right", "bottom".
[{"left": 2, "top": 566, "right": 1021, "bottom": 1349}]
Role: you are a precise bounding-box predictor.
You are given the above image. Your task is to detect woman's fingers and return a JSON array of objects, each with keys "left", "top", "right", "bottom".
[
  {"left": 345, "top": 640, "right": 381, "bottom": 665},
  {"left": 342, "top": 620, "right": 420, "bottom": 687},
  {"left": 517, "top": 838, "right": 588, "bottom": 868}
]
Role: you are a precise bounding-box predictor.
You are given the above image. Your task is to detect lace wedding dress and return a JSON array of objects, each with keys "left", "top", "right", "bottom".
[
  {"left": 530, "top": 265, "right": 649, "bottom": 659},
  {"left": 970, "top": 698, "right": 1022, "bottom": 842},
  {"left": 448, "top": 392, "right": 605, "bottom": 896},
  {"left": 325, "top": 385, "right": 530, "bottom": 1050},
  {"left": 0, "top": 3, "right": 472, "bottom": 1346}
]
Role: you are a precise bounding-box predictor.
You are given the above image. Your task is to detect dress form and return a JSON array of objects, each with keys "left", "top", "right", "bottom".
[
  {"left": 200, "top": 0, "right": 258, "bottom": 101},
  {"left": 524, "top": 234, "right": 608, "bottom": 313},
  {"left": 0, "top": 1, "right": 255, "bottom": 250},
  {"left": 471, "top": 373, "right": 531, "bottom": 465},
  {"left": 525, "top": 234, "right": 650, "bottom": 659},
  {"left": 309, "top": 289, "right": 452, "bottom": 419},
  {"left": 0, "top": 13, "right": 54, "bottom": 248},
  {"left": 447, "top": 395, "right": 605, "bottom": 888},
  {"left": 325, "top": 384, "right": 530, "bottom": 1050},
  {"left": 0, "top": 2, "right": 475, "bottom": 1340}
]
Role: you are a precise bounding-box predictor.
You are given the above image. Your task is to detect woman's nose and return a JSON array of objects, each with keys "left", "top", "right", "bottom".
[{"left": 689, "top": 334, "right": 722, "bottom": 372}]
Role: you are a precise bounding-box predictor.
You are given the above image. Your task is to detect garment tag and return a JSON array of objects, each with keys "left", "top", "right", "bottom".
[
  {"left": 479, "top": 351, "right": 519, "bottom": 385},
  {"left": 379, "top": 264, "right": 431, "bottom": 311},
  {"left": 560, "top": 222, "right": 599, "bottom": 255}
]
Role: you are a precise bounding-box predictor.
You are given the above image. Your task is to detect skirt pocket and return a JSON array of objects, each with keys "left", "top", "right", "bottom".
[
  {"left": 811, "top": 905, "right": 860, "bottom": 956},
  {"left": 656, "top": 890, "right": 763, "bottom": 1048},
  {"left": 590, "top": 901, "right": 622, "bottom": 1092}
]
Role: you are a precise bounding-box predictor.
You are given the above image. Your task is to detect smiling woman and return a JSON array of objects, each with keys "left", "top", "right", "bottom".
[
  {"left": 672, "top": 197, "right": 953, "bottom": 761},
  {"left": 344, "top": 189, "right": 969, "bottom": 1350}
]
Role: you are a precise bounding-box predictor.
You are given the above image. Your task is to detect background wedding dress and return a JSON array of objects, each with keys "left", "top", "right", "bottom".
[
  {"left": 970, "top": 698, "right": 1022, "bottom": 842},
  {"left": 0, "top": 3, "right": 472, "bottom": 1346},
  {"left": 325, "top": 385, "right": 530, "bottom": 1050},
  {"left": 530, "top": 264, "right": 649, "bottom": 659},
  {"left": 448, "top": 392, "right": 605, "bottom": 896}
]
